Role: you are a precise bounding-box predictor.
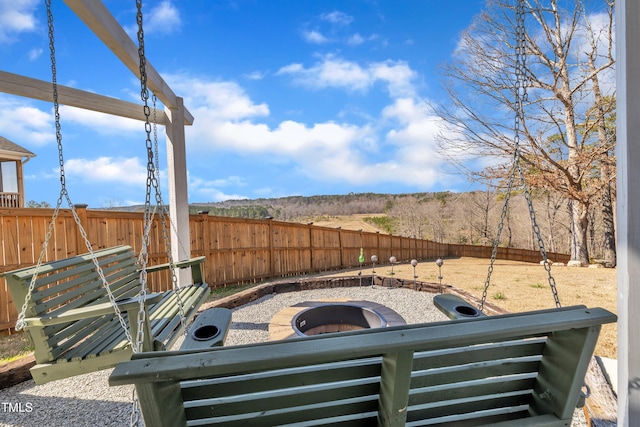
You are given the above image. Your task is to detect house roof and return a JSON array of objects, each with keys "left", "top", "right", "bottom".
[{"left": 0, "top": 136, "right": 36, "bottom": 160}]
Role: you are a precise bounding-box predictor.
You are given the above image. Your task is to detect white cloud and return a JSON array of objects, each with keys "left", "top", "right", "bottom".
[
  {"left": 211, "top": 175, "right": 246, "bottom": 187},
  {"left": 203, "top": 119, "right": 371, "bottom": 158},
  {"left": 320, "top": 11, "right": 353, "bottom": 26},
  {"left": 27, "top": 48, "right": 42, "bottom": 61},
  {"left": 347, "top": 33, "right": 378, "bottom": 46},
  {"left": 243, "top": 71, "right": 267, "bottom": 80},
  {"left": 64, "top": 156, "right": 147, "bottom": 185},
  {"left": 280, "top": 55, "right": 370, "bottom": 91},
  {"left": 167, "top": 75, "right": 269, "bottom": 121},
  {"left": 347, "top": 33, "right": 365, "bottom": 46},
  {"left": 382, "top": 97, "right": 429, "bottom": 125},
  {"left": 380, "top": 98, "right": 468, "bottom": 186},
  {"left": 278, "top": 63, "right": 303, "bottom": 74},
  {"left": 144, "top": 1, "right": 181, "bottom": 34},
  {"left": 302, "top": 30, "right": 329, "bottom": 44},
  {"left": 188, "top": 174, "right": 248, "bottom": 201},
  {"left": 370, "top": 62, "right": 417, "bottom": 98},
  {"left": 0, "top": 96, "right": 53, "bottom": 146},
  {"left": 0, "top": 0, "right": 38, "bottom": 43},
  {"left": 186, "top": 96, "right": 445, "bottom": 188},
  {"left": 277, "top": 54, "right": 417, "bottom": 97},
  {"left": 302, "top": 12, "right": 380, "bottom": 47},
  {"left": 124, "top": 1, "right": 181, "bottom": 37},
  {"left": 163, "top": 73, "right": 454, "bottom": 192}
]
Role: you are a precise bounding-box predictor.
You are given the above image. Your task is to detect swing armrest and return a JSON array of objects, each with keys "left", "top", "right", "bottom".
[
  {"left": 23, "top": 293, "right": 164, "bottom": 327},
  {"left": 434, "top": 294, "right": 487, "bottom": 320},
  {"left": 145, "top": 256, "right": 206, "bottom": 284}
]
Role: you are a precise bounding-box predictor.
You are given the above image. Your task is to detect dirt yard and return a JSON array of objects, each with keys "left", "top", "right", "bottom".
[{"left": 323, "top": 257, "right": 618, "bottom": 359}]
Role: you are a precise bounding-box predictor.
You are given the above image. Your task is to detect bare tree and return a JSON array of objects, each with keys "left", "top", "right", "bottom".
[
  {"left": 576, "top": 2, "right": 616, "bottom": 266},
  {"left": 434, "top": 0, "right": 616, "bottom": 265},
  {"left": 424, "top": 194, "right": 452, "bottom": 243},
  {"left": 464, "top": 188, "right": 498, "bottom": 246},
  {"left": 388, "top": 196, "right": 428, "bottom": 239},
  {"left": 541, "top": 190, "right": 568, "bottom": 253}
]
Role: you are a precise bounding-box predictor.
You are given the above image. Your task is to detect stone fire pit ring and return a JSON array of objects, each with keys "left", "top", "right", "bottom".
[{"left": 269, "top": 299, "right": 407, "bottom": 340}]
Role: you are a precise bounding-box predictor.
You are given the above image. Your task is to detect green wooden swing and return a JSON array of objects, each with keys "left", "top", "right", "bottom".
[{"left": 1, "top": 0, "right": 214, "bottom": 385}]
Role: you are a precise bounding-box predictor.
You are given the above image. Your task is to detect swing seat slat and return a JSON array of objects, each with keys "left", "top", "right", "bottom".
[
  {"left": 110, "top": 305, "right": 616, "bottom": 427},
  {"left": 2, "top": 245, "right": 211, "bottom": 384}
]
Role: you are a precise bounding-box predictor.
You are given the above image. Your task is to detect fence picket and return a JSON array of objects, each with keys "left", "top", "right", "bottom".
[{"left": 0, "top": 206, "right": 570, "bottom": 332}]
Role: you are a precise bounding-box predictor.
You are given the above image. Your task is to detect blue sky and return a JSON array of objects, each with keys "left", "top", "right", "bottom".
[{"left": 0, "top": 0, "right": 487, "bottom": 208}]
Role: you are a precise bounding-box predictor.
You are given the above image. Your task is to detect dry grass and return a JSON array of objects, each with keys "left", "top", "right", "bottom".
[
  {"left": 294, "top": 214, "right": 386, "bottom": 232},
  {"left": 0, "top": 332, "right": 32, "bottom": 363},
  {"left": 0, "top": 256, "right": 617, "bottom": 364},
  {"left": 323, "top": 257, "right": 618, "bottom": 359}
]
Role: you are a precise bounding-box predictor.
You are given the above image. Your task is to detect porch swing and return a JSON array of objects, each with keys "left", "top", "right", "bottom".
[
  {"left": 109, "top": 1, "right": 616, "bottom": 426},
  {"left": 1, "top": 0, "right": 213, "bottom": 385}
]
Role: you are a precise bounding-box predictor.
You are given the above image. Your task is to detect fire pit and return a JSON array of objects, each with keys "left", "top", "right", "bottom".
[{"left": 269, "top": 299, "right": 406, "bottom": 340}]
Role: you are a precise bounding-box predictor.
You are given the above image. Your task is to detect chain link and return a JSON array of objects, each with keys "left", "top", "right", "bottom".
[
  {"left": 129, "top": 1, "right": 153, "bottom": 423},
  {"left": 130, "top": 1, "right": 190, "bottom": 422},
  {"left": 481, "top": 0, "right": 561, "bottom": 311}
]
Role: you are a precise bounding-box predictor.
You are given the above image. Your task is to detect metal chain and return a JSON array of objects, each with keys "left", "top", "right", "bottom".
[
  {"left": 135, "top": 0, "right": 152, "bottom": 359},
  {"left": 130, "top": 2, "right": 152, "bottom": 424},
  {"left": 17, "top": 1, "right": 135, "bottom": 345},
  {"left": 480, "top": 0, "right": 560, "bottom": 311}
]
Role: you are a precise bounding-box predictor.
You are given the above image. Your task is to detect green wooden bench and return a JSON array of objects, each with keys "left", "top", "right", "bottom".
[
  {"left": 2, "top": 245, "right": 211, "bottom": 384},
  {"left": 110, "top": 304, "right": 616, "bottom": 427}
]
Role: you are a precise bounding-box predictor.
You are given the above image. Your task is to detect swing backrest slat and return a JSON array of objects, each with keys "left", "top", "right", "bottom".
[
  {"left": 4, "top": 246, "right": 139, "bottom": 361},
  {"left": 110, "top": 305, "right": 616, "bottom": 427}
]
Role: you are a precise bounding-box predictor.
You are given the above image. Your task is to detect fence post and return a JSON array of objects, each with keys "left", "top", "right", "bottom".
[
  {"left": 338, "top": 228, "right": 343, "bottom": 269},
  {"left": 74, "top": 204, "right": 89, "bottom": 254},
  {"left": 268, "top": 218, "right": 275, "bottom": 279},
  {"left": 197, "top": 212, "right": 210, "bottom": 282},
  {"left": 309, "top": 225, "right": 314, "bottom": 272}
]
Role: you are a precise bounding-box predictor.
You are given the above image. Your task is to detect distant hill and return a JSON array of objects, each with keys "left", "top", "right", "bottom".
[{"left": 190, "top": 192, "right": 442, "bottom": 220}]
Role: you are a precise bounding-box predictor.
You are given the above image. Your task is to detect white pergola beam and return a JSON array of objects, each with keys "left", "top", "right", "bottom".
[
  {"left": 62, "top": 0, "right": 194, "bottom": 124},
  {"left": 0, "top": 70, "right": 194, "bottom": 125}
]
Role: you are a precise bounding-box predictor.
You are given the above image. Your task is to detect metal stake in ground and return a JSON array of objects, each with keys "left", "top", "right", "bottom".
[
  {"left": 435, "top": 258, "right": 444, "bottom": 293},
  {"left": 411, "top": 259, "right": 418, "bottom": 286},
  {"left": 371, "top": 255, "right": 378, "bottom": 286}
]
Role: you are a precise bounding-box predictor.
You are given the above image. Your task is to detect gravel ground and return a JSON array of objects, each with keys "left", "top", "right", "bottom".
[{"left": 0, "top": 285, "right": 587, "bottom": 426}]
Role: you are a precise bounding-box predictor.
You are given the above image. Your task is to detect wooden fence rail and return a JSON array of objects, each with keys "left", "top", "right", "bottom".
[{"left": 0, "top": 206, "right": 570, "bottom": 332}]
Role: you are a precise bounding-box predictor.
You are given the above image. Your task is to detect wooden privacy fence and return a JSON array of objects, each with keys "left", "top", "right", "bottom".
[{"left": 0, "top": 206, "right": 570, "bottom": 332}]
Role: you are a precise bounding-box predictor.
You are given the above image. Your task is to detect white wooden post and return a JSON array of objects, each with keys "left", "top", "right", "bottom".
[
  {"left": 616, "top": 0, "right": 640, "bottom": 424},
  {"left": 165, "top": 97, "right": 191, "bottom": 286}
]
